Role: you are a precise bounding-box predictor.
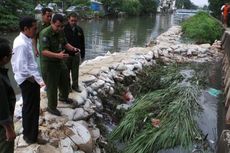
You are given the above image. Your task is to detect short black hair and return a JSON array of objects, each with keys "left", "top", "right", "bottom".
[
  {"left": 19, "top": 16, "right": 37, "bottom": 31},
  {"left": 68, "top": 12, "right": 78, "bottom": 19},
  {"left": 52, "top": 14, "right": 64, "bottom": 23},
  {"left": 41, "top": 7, "right": 52, "bottom": 15},
  {"left": 0, "top": 38, "right": 11, "bottom": 60}
]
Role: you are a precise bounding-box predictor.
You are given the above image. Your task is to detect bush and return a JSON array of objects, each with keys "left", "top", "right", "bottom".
[
  {"left": 181, "top": 12, "right": 224, "bottom": 44},
  {"left": 121, "top": 0, "right": 142, "bottom": 16}
]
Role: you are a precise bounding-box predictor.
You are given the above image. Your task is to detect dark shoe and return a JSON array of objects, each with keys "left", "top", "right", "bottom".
[
  {"left": 72, "top": 86, "right": 82, "bottom": 92},
  {"left": 23, "top": 136, "right": 35, "bottom": 144},
  {"left": 23, "top": 136, "right": 48, "bottom": 145},
  {"left": 47, "top": 107, "right": 61, "bottom": 116},
  {"left": 36, "top": 138, "right": 48, "bottom": 145},
  {"left": 59, "top": 98, "right": 74, "bottom": 104},
  {"left": 69, "top": 88, "right": 72, "bottom": 92}
]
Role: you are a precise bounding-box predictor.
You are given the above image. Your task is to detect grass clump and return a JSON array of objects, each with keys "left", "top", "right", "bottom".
[
  {"left": 101, "top": 63, "right": 211, "bottom": 153},
  {"left": 181, "top": 12, "right": 224, "bottom": 44},
  {"left": 110, "top": 84, "right": 203, "bottom": 153},
  {"left": 129, "top": 64, "right": 183, "bottom": 96}
]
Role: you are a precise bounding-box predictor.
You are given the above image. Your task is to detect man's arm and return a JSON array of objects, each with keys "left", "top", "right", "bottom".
[
  {"left": 2, "top": 123, "right": 16, "bottom": 141},
  {"left": 0, "top": 82, "right": 16, "bottom": 141},
  {"left": 32, "top": 21, "right": 41, "bottom": 57},
  {"left": 42, "top": 49, "right": 69, "bottom": 60},
  {"left": 40, "top": 32, "right": 70, "bottom": 60},
  {"left": 65, "top": 43, "right": 80, "bottom": 53},
  {"left": 32, "top": 38, "right": 39, "bottom": 57}
]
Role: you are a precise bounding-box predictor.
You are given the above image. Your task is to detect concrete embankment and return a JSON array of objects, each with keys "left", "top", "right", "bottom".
[
  {"left": 218, "top": 29, "right": 230, "bottom": 153},
  {"left": 14, "top": 26, "right": 223, "bottom": 153}
]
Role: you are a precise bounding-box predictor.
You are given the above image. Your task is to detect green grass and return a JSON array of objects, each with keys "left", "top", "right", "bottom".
[
  {"left": 110, "top": 84, "right": 203, "bottom": 153},
  {"left": 109, "top": 63, "right": 207, "bottom": 153},
  {"left": 102, "top": 63, "right": 213, "bottom": 153},
  {"left": 181, "top": 11, "right": 224, "bottom": 44}
]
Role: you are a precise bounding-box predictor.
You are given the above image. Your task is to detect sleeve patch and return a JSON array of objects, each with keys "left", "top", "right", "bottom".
[{"left": 42, "top": 37, "right": 48, "bottom": 43}]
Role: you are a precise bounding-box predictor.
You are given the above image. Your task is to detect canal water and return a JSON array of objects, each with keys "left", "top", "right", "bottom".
[{"left": 2, "top": 14, "right": 175, "bottom": 94}]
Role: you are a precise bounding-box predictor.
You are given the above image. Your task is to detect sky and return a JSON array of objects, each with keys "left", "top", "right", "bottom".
[{"left": 190, "top": 0, "right": 208, "bottom": 6}]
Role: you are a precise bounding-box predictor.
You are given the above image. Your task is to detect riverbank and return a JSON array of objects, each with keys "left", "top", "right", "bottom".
[{"left": 14, "top": 25, "right": 223, "bottom": 153}]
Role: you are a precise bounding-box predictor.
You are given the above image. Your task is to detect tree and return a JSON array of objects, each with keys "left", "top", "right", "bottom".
[
  {"left": 121, "top": 0, "right": 142, "bottom": 16},
  {"left": 100, "top": 0, "right": 122, "bottom": 15},
  {"left": 175, "top": 0, "right": 197, "bottom": 9},
  {"left": 72, "top": 0, "right": 90, "bottom": 6},
  {"left": 208, "top": 0, "right": 224, "bottom": 18},
  {"left": 139, "top": 0, "right": 157, "bottom": 15},
  {"left": 0, "top": 0, "right": 34, "bottom": 30},
  {"left": 100, "top": 0, "right": 157, "bottom": 16},
  {"left": 203, "top": 5, "right": 208, "bottom": 10}
]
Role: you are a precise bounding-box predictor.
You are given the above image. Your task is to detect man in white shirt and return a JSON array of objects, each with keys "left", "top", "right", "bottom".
[{"left": 11, "top": 17, "right": 45, "bottom": 144}]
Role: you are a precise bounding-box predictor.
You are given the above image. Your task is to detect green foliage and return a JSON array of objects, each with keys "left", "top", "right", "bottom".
[
  {"left": 129, "top": 64, "right": 183, "bottom": 96},
  {"left": 108, "top": 62, "right": 214, "bottom": 153},
  {"left": 72, "top": 0, "right": 90, "bottom": 6},
  {"left": 176, "top": 0, "right": 198, "bottom": 9},
  {"left": 0, "top": 0, "right": 35, "bottom": 30},
  {"left": 100, "top": 0, "right": 121, "bottom": 15},
  {"left": 109, "top": 90, "right": 165, "bottom": 141},
  {"left": 120, "top": 0, "right": 142, "bottom": 16},
  {"left": 208, "top": 0, "right": 224, "bottom": 18},
  {"left": 181, "top": 12, "right": 224, "bottom": 44},
  {"left": 0, "top": 6, "right": 18, "bottom": 30},
  {"left": 100, "top": 0, "right": 157, "bottom": 16},
  {"left": 110, "top": 84, "right": 202, "bottom": 153},
  {"left": 139, "top": 0, "right": 157, "bottom": 14}
]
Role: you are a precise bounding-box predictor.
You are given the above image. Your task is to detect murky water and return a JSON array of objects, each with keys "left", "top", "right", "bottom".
[
  {"left": 81, "top": 14, "right": 175, "bottom": 59},
  {"left": 1, "top": 14, "right": 175, "bottom": 94},
  {"left": 160, "top": 62, "right": 223, "bottom": 153}
]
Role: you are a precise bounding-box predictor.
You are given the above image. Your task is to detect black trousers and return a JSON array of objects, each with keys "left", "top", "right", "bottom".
[{"left": 19, "top": 80, "right": 40, "bottom": 141}]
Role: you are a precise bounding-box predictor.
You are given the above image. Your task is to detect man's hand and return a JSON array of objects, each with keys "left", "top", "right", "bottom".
[
  {"left": 58, "top": 51, "right": 69, "bottom": 59},
  {"left": 34, "top": 48, "right": 39, "bottom": 57},
  {"left": 4, "top": 124, "right": 16, "bottom": 141},
  {"left": 73, "top": 47, "right": 80, "bottom": 53},
  {"left": 40, "top": 82, "right": 45, "bottom": 88}
]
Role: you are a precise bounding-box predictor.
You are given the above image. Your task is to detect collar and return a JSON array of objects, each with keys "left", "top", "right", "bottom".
[
  {"left": 42, "top": 21, "right": 50, "bottom": 27},
  {"left": 66, "top": 23, "right": 75, "bottom": 30},
  {"left": 20, "top": 32, "right": 32, "bottom": 42},
  {"left": 48, "top": 26, "right": 58, "bottom": 36}
]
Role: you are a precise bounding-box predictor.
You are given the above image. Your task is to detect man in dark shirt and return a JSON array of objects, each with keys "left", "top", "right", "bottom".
[
  {"left": 0, "top": 38, "right": 16, "bottom": 153},
  {"left": 64, "top": 12, "right": 85, "bottom": 92}
]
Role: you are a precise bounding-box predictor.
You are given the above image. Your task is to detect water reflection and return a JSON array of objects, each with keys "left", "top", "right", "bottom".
[{"left": 81, "top": 14, "right": 174, "bottom": 59}]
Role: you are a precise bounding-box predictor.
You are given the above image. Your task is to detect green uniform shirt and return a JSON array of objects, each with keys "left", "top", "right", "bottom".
[
  {"left": 39, "top": 26, "right": 68, "bottom": 62},
  {"left": 36, "top": 21, "right": 50, "bottom": 39}
]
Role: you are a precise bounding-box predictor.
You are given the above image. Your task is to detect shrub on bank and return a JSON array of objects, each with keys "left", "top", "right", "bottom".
[{"left": 181, "top": 12, "right": 224, "bottom": 44}]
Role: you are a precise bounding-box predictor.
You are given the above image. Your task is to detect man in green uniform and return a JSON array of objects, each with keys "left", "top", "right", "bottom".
[
  {"left": 64, "top": 12, "right": 85, "bottom": 92},
  {"left": 39, "top": 14, "right": 80, "bottom": 116},
  {"left": 33, "top": 7, "right": 52, "bottom": 57},
  {"left": 0, "top": 38, "right": 16, "bottom": 153}
]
